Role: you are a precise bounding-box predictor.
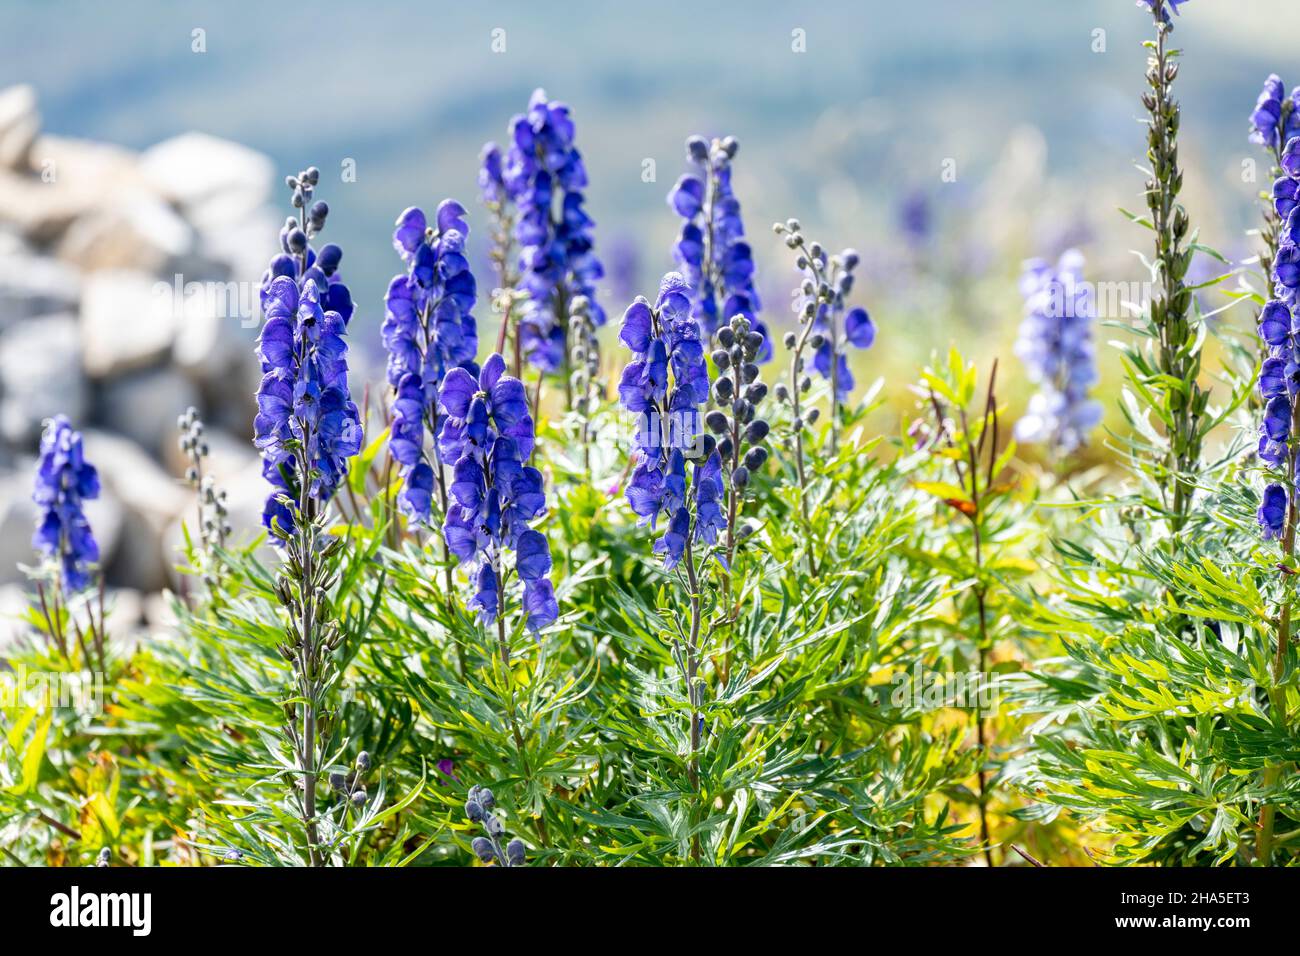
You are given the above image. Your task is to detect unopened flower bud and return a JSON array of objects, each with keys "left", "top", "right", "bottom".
[
  {"left": 744, "top": 446, "right": 769, "bottom": 470},
  {"left": 506, "top": 837, "right": 526, "bottom": 866},
  {"left": 783, "top": 331, "right": 797, "bottom": 349},
  {"left": 472, "top": 837, "right": 495, "bottom": 863},
  {"left": 732, "top": 465, "right": 750, "bottom": 488},
  {"left": 705, "top": 410, "right": 729, "bottom": 434},
  {"left": 745, "top": 420, "right": 770, "bottom": 444}
]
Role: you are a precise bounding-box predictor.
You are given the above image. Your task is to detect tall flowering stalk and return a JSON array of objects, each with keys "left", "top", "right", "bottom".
[
  {"left": 703, "top": 312, "right": 769, "bottom": 678},
  {"left": 484, "top": 89, "right": 604, "bottom": 406},
  {"left": 436, "top": 351, "right": 558, "bottom": 842},
  {"left": 254, "top": 167, "right": 363, "bottom": 865},
  {"left": 617, "top": 273, "right": 724, "bottom": 858},
  {"left": 781, "top": 225, "right": 875, "bottom": 454},
  {"left": 1012, "top": 251, "right": 1102, "bottom": 458},
  {"left": 437, "top": 352, "right": 559, "bottom": 647},
  {"left": 1253, "top": 134, "right": 1300, "bottom": 864},
  {"left": 479, "top": 144, "right": 526, "bottom": 377},
  {"left": 30, "top": 414, "right": 104, "bottom": 667},
  {"left": 770, "top": 220, "right": 876, "bottom": 569},
  {"left": 668, "top": 135, "right": 771, "bottom": 360},
  {"left": 1249, "top": 76, "right": 1300, "bottom": 314},
  {"left": 382, "top": 200, "right": 480, "bottom": 637},
  {"left": 1136, "top": 0, "right": 1206, "bottom": 535}
]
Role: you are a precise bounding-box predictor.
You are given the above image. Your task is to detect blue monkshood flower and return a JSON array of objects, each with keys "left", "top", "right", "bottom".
[
  {"left": 261, "top": 221, "right": 354, "bottom": 326},
  {"left": 1259, "top": 483, "right": 1288, "bottom": 540},
  {"left": 1283, "top": 138, "right": 1300, "bottom": 180},
  {"left": 1012, "top": 250, "right": 1103, "bottom": 455},
  {"left": 1255, "top": 300, "right": 1297, "bottom": 503},
  {"left": 1137, "top": 0, "right": 1187, "bottom": 22},
  {"left": 254, "top": 276, "right": 363, "bottom": 538},
  {"left": 668, "top": 135, "right": 772, "bottom": 361},
  {"left": 897, "top": 191, "right": 932, "bottom": 247},
  {"left": 437, "top": 353, "right": 557, "bottom": 633},
  {"left": 1264, "top": 394, "right": 1292, "bottom": 444},
  {"left": 1260, "top": 356, "right": 1288, "bottom": 399},
  {"left": 486, "top": 89, "right": 604, "bottom": 372},
  {"left": 1275, "top": 177, "right": 1300, "bottom": 221},
  {"left": 795, "top": 248, "right": 876, "bottom": 399},
  {"left": 382, "top": 200, "right": 480, "bottom": 523},
  {"left": 619, "top": 273, "right": 725, "bottom": 567},
  {"left": 479, "top": 144, "right": 507, "bottom": 205},
  {"left": 1251, "top": 75, "right": 1287, "bottom": 148},
  {"left": 31, "top": 415, "right": 100, "bottom": 592}
]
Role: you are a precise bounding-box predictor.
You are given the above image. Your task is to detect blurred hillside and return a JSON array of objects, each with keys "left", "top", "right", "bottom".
[
  {"left": 0, "top": 0, "right": 1289, "bottom": 634},
  {"left": 1, "top": 0, "right": 1283, "bottom": 318}
]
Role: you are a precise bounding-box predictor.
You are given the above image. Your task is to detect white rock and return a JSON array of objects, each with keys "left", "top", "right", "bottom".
[
  {"left": 170, "top": 274, "right": 260, "bottom": 385},
  {"left": 0, "top": 251, "right": 80, "bottom": 329},
  {"left": 162, "top": 425, "right": 257, "bottom": 484},
  {"left": 0, "top": 85, "right": 39, "bottom": 170},
  {"left": 0, "top": 471, "right": 35, "bottom": 586},
  {"left": 0, "top": 313, "right": 86, "bottom": 445},
  {"left": 0, "top": 135, "right": 147, "bottom": 244},
  {"left": 79, "top": 270, "right": 178, "bottom": 378},
  {"left": 57, "top": 194, "right": 193, "bottom": 273},
  {"left": 140, "top": 132, "right": 273, "bottom": 211},
  {"left": 98, "top": 367, "right": 200, "bottom": 459},
  {"left": 81, "top": 429, "right": 189, "bottom": 591}
]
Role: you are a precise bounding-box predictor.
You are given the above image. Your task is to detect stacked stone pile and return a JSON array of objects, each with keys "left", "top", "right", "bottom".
[{"left": 0, "top": 84, "right": 279, "bottom": 644}]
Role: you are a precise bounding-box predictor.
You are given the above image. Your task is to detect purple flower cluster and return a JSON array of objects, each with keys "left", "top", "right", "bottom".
[
  {"left": 481, "top": 89, "right": 604, "bottom": 372},
  {"left": 1137, "top": 0, "right": 1187, "bottom": 23},
  {"left": 1256, "top": 295, "right": 1299, "bottom": 537},
  {"left": 436, "top": 354, "right": 557, "bottom": 632},
  {"left": 260, "top": 170, "right": 354, "bottom": 326},
  {"left": 31, "top": 415, "right": 100, "bottom": 592},
  {"left": 1012, "top": 251, "right": 1102, "bottom": 455},
  {"left": 1250, "top": 75, "right": 1300, "bottom": 151},
  {"left": 796, "top": 247, "right": 875, "bottom": 399},
  {"left": 255, "top": 278, "right": 364, "bottom": 537},
  {"left": 255, "top": 171, "right": 363, "bottom": 538},
  {"left": 383, "top": 201, "right": 480, "bottom": 523},
  {"left": 618, "top": 273, "right": 725, "bottom": 569},
  {"left": 668, "top": 135, "right": 771, "bottom": 362}
]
